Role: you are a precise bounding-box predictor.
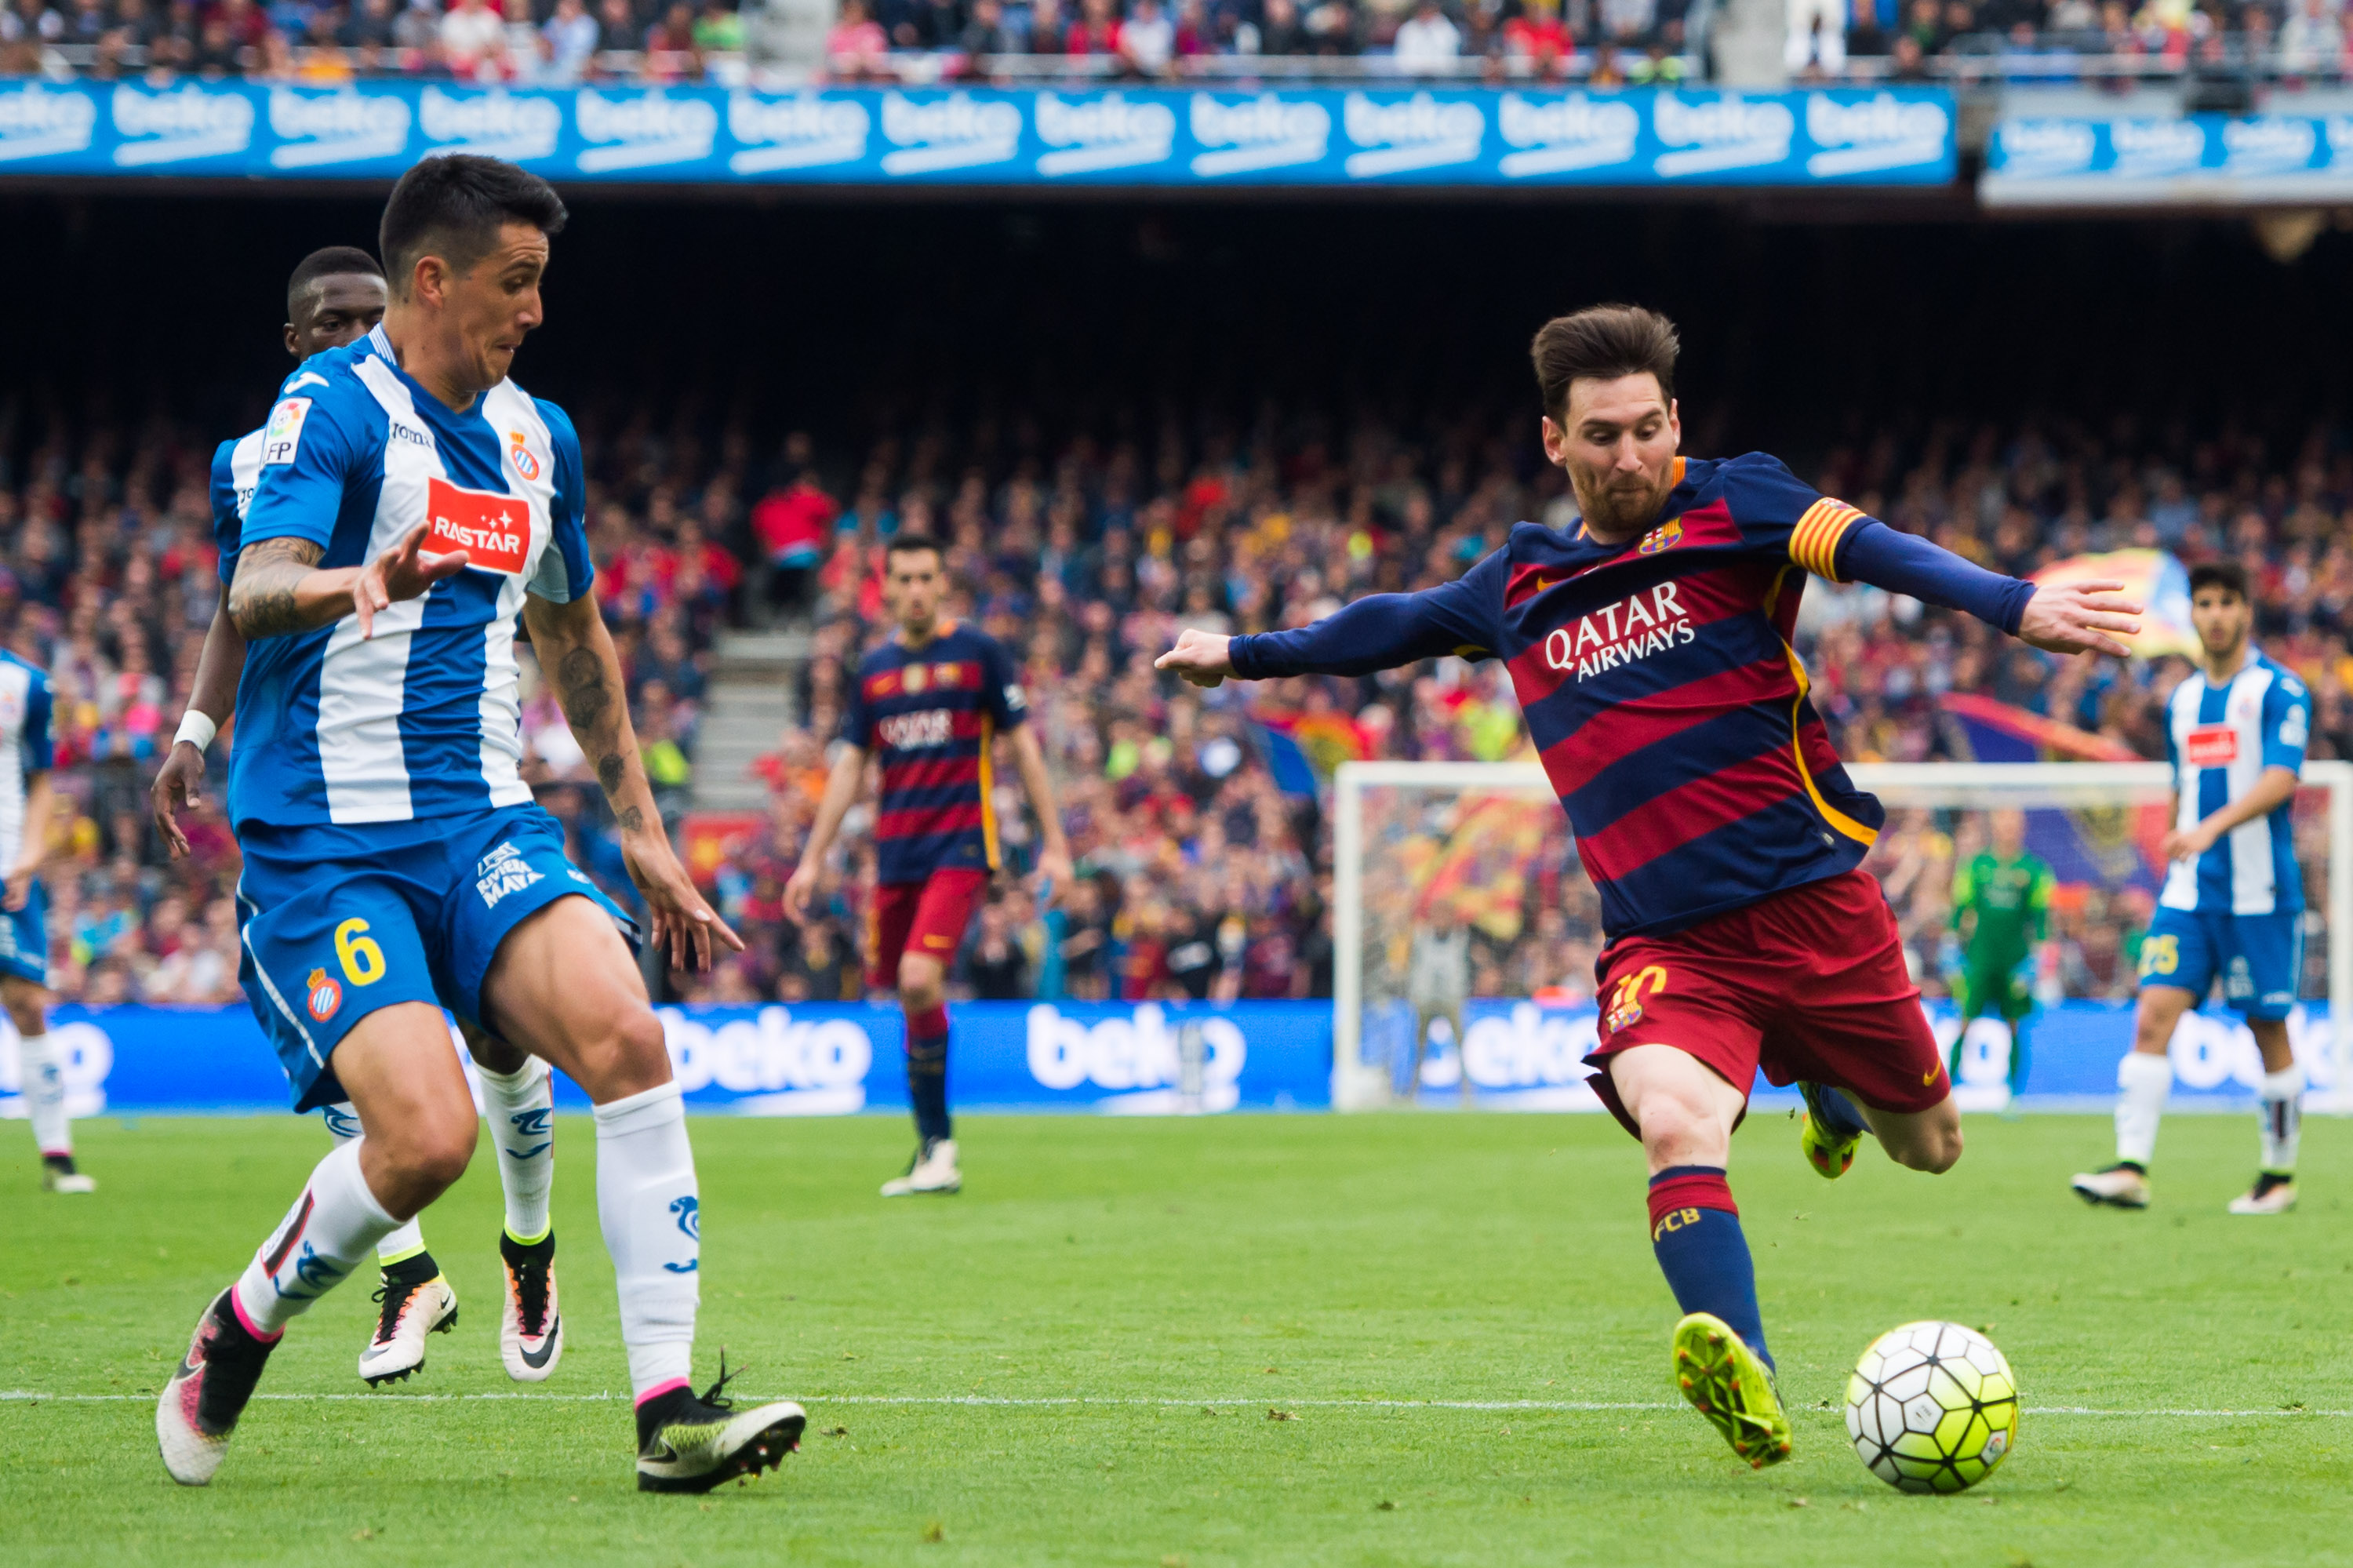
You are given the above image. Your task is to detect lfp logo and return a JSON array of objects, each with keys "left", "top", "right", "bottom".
[
  {"left": 1651, "top": 93, "right": 1795, "bottom": 178},
  {"left": 111, "top": 82, "right": 254, "bottom": 167},
  {"left": 1188, "top": 93, "right": 1329, "bottom": 177},
  {"left": 878, "top": 92, "right": 1020, "bottom": 176},
  {"left": 419, "top": 86, "right": 562, "bottom": 162},
  {"left": 574, "top": 89, "right": 719, "bottom": 174},
  {"left": 1497, "top": 92, "right": 1639, "bottom": 178},
  {"left": 1033, "top": 92, "right": 1176, "bottom": 177},
  {"left": 1802, "top": 92, "right": 1949, "bottom": 178},
  {"left": 267, "top": 88, "right": 412, "bottom": 169},
  {"left": 1340, "top": 91, "right": 1484, "bottom": 178},
  {"left": 727, "top": 92, "right": 869, "bottom": 174},
  {"left": 0, "top": 82, "right": 99, "bottom": 165}
]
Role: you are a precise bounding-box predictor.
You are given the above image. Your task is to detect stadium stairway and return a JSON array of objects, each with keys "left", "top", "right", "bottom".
[{"left": 692, "top": 628, "right": 810, "bottom": 811}]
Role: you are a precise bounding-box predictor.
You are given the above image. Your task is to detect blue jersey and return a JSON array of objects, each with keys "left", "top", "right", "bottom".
[
  {"left": 844, "top": 623, "right": 1027, "bottom": 885},
  {"left": 2160, "top": 649, "right": 2308, "bottom": 915},
  {"left": 228, "top": 324, "right": 593, "bottom": 831},
  {"left": 0, "top": 650, "right": 53, "bottom": 874},
  {"left": 209, "top": 426, "right": 266, "bottom": 581}
]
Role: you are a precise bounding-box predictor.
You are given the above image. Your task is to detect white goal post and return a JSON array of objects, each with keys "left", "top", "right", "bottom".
[{"left": 1331, "top": 759, "right": 2353, "bottom": 1111}]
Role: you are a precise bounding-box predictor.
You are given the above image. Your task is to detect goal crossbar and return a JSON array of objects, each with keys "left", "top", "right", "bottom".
[{"left": 1331, "top": 759, "right": 2353, "bottom": 1111}]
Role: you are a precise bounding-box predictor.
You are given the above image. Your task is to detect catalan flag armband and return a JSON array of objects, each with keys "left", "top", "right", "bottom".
[{"left": 1788, "top": 497, "right": 1864, "bottom": 581}]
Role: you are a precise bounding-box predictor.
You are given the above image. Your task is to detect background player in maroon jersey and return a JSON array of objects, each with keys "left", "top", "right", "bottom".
[
  {"left": 1158, "top": 304, "right": 2138, "bottom": 1470},
  {"left": 785, "top": 535, "right": 1073, "bottom": 1196}
]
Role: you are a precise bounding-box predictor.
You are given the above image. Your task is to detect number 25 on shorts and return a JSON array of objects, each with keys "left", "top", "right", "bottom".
[
  {"left": 336, "top": 917, "right": 387, "bottom": 986},
  {"left": 2137, "top": 933, "right": 2178, "bottom": 980}
]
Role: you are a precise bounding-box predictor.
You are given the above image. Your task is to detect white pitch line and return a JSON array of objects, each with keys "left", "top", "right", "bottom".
[{"left": 4, "top": 1391, "right": 2346, "bottom": 1418}]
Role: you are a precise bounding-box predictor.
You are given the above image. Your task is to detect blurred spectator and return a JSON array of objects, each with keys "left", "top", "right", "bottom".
[
  {"left": 1392, "top": 0, "right": 1460, "bottom": 68},
  {"left": 439, "top": 0, "right": 506, "bottom": 75},
  {"left": 1120, "top": 0, "right": 1173, "bottom": 72},
  {"left": 825, "top": 0, "right": 887, "bottom": 69},
  {"left": 544, "top": 0, "right": 599, "bottom": 75}
]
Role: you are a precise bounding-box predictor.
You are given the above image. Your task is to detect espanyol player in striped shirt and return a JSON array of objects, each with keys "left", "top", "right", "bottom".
[
  {"left": 1158, "top": 304, "right": 2138, "bottom": 1472},
  {"left": 2074, "top": 560, "right": 2313, "bottom": 1217},
  {"left": 155, "top": 244, "right": 568, "bottom": 1392},
  {"left": 0, "top": 645, "right": 85, "bottom": 1194},
  {"left": 156, "top": 157, "right": 805, "bottom": 1495}
]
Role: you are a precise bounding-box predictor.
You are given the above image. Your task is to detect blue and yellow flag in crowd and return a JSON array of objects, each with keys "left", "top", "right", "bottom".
[{"left": 2028, "top": 548, "right": 2197, "bottom": 660}]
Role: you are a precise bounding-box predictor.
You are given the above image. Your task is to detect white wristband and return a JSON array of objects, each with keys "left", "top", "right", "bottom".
[{"left": 173, "top": 711, "right": 219, "bottom": 752}]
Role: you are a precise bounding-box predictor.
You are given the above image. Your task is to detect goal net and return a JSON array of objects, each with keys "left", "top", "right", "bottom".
[{"left": 1331, "top": 759, "right": 2353, "bottom": 1114}]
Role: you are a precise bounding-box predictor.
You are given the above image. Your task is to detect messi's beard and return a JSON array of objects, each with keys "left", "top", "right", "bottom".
[{"left": 1570, "top": 465, "right": 1675, "bottom": 543}]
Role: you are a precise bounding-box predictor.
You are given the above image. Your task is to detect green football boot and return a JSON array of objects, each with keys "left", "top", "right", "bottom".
[
  {"left": 1797, "top": 1080, "right": 1860, "bottom": 1180},
  {"left": 1672, "top": 1312, "right": 1793, "bottom": 1470}
]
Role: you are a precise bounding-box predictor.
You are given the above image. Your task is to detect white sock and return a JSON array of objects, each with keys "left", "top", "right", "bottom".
[
  {"left": 18, "top": 1028, "right": 69, "bottom": 1157},
  {"left": 2115, "top": 1050, "right": 2173, "bottom": 1168},
  {"left": 324, "top": 1101, "right": 427, "bottom": 1265},
  {"left": 233, "top": 1139, "right": 398, "bottom": 1337},
  {"left": 594, "top": 1081, "right": 699, "bottom": 1401},
  {"left": 476, "top": 1056, "right": 555, "bottom": 1243},
  {"left": 2259, "top": 1062, "right": 2304, "bottom": 1176}
]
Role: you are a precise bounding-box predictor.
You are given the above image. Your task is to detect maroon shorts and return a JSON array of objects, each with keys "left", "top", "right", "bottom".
[
  {"left": 865, "top": 868, "right": 989, "bottom": 991},
  {"left": 1584, "top": 869, "right": 1950, "bottom": 1140}
]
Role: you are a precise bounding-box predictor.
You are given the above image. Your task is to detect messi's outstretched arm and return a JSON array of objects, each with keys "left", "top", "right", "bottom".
[
  {"left": 1157, "top": 564, "right": 1500, "bottom": 686},
  {"left": 524, "top": 592, "right": 744, "bottom": 971},
  {"left": 1834, "top": 522, "right": 2141, "bottom": 657}
]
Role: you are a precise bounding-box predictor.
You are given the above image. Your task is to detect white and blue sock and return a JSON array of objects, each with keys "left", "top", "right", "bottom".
[
  {"left": 2259, "top": 1063, "right": 2304, "bottom": 1176},
  {"left": 19, "top": 1028, "right": 70, "bottom": 1159},
  {"left": 476, "top": 1056, "right": 555, "bottom": 1243},
  {"left": 232, "top": 1139, "right": 399, "bottom": 1337},
  {"left": 324, "top": 1101, "right": 427, "bottom": 1266},
  {"left": 2115, "top": 1050, "right": 2172, "bottom": 1170},
  {"left": 594, "top": 1081, "right": 700, "bottom": 1405}
]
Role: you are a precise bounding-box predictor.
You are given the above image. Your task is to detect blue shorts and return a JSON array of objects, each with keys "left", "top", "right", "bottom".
[
  {"left": 0, "top": 877, "right": 45, "bottom": 987},
  {"left": 235, "top": 802, "right": 633, "bottom": 1112},
  {"left": 2138, "top": 907, "right": 2303, "bottom": 1020}
]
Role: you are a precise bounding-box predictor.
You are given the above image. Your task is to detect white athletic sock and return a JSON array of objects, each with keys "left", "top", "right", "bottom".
[
  {"left": 18, "top": 1028, "right": 69, "bottom": 1158},
  {"left": 2115, "top": 1050, "right": 2173, "bottom": 1168},
  {"left": 2259, "top": 1062, "right": 2304, "bottom": 1176},
  {"left": 476, "top": 1056, "right": 555, "bottom": 1243},
  {"left": 324, "top": 1101, "right": 427, "bottom": 1265},
  {"left": 232, "top": 1139, "right": 398, "bottom": 1337},
  {"left": 594, "top": 1081, "right": 699, "bottom": 1401}
]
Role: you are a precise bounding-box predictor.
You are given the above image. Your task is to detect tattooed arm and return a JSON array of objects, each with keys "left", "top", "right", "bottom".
[
  {"left": 227, "top": 526, "right": 469, "bottom": 641},
  {"left": 522, "top": 591, "right": 744, "bottom": 971}
]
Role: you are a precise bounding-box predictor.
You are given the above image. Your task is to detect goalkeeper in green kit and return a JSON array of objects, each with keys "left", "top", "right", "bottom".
[{"left": 1947, "top": 809, "right": 2053, "bottom": 1095}]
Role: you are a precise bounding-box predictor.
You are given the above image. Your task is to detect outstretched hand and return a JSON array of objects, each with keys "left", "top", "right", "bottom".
[
  {"left": 355, "top": 523, "right": 468, "bottom": 640},
  {"left": 1155, "top": 628, "right": 1236, "bottom": 689},
  {"left": 2016, "top": 580, "right": 2143, "bottom": 660},
  {"left": 624, "top": 829, "right": 747, "bottom": 973}
]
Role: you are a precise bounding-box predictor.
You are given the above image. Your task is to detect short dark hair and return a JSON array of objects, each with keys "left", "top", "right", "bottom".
[
  {"left": 2188, "top": 560, "right": 2249, "bottom": 601},
  {"left": 286, "top": 246, "right": 384, "bottom": 320},
  {"left": 1530, "top": 304, "right": 1680, "bottom": 423},
  {"left": 378, "top": 155, "right": 567, "bottom": 300},
  {"left": 886, "top": 533, "right": 944, "bottom": 563}
]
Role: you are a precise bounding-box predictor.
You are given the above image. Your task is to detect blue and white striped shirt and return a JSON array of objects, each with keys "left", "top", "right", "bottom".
[
  {"left": 2160, "top": 648, "right": 2309, "bottom": 915},
  {"left": 227, "top": 324, "right": 594, "bottom": 831}
]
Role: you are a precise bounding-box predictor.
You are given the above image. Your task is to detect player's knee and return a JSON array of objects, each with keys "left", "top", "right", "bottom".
[
  {"left": 1893, "top": 1121, "right": 1963, "bottom": 1175},
  {"left": 383, "top": 1114, "right": 478, "bottom": 1199},
  {"left": 897, "top": 954, "right": 945, "bottom": 1010},
  {"left": 462, "top": 1022, "right": 530, "bottom": 1077},
  {"left": 1636, "top": 1094, "right": 1729, "bottom": 1168},
  {"left": 0, "top": 977, "right": 45, "bottom": 1035}
]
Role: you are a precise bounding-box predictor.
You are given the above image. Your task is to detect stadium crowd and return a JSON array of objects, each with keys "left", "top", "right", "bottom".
[{"left": 0, "top": 398, "right": 2340, "bottom": 1010}]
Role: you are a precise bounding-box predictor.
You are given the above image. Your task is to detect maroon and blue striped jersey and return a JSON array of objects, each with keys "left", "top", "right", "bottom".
[
  {"left": 1231, "top": 452, "right": 2035, "bottom": 939},
  {"left": 847, "top": 623, "right": 1028, "bottom": 886}
]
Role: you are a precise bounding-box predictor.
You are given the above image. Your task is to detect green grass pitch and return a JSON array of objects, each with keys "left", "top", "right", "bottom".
[{"left": 5, "top": 1109, "right": 2352, "bottom": 1566}]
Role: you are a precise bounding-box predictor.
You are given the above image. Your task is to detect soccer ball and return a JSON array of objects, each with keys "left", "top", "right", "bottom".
[{"left": 1844, "top": 1321, "right": 2020, "bottom": 1494}]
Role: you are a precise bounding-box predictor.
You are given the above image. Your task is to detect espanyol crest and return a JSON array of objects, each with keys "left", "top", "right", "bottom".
[
  {"left": 507, "top": 431, "right": 540, "bottom": 481},
  {"left": 306, "top": 967, "right": 342, "bottom": 1022}
]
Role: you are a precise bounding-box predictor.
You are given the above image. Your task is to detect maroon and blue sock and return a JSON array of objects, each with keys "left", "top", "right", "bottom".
[
  {"left": 905, "top": 1003, "right": 952, "bottom": 1144},
  {"left": 1648, "top": 1165, "right": 1772, "bottom": 1373}
]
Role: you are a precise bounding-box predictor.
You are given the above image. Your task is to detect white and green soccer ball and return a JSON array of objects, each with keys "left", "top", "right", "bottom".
[{"left": 1844, "top": 1321, "right": 2020, "bottom": 1494}]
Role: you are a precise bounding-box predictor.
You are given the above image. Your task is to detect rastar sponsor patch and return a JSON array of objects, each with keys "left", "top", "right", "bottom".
[
  {"left": 2185, "top": 724, "right": 2238, "bottom": 766},
  {"left": 425, "top": 476, "right": 529, "bottom": 574}
]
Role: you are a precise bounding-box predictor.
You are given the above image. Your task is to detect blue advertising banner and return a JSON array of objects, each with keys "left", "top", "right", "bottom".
[
  {"left": 1983, "top": 114, "right": 2353, "bottom": 206},
  {"left": 0, "top": 999, "right": 1333, "bottom": 1118},
  {"left": 1364, "top": 997, "right": 2342, "bottom": 1111},
  {"left": 0, "top": 995, "right": 2329, "bottom": 1119},
  {"left": 0, "top": 79, "right": 1956, "bottom": 188}
]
